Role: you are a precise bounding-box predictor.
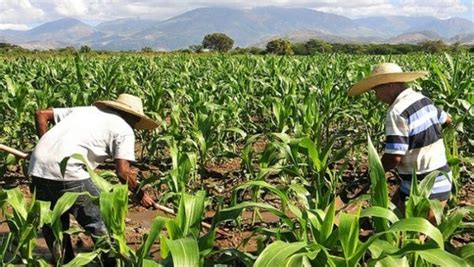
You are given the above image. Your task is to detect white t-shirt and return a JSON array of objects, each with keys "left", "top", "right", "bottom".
[{"left": 28, "top": 106, "right": 135, "bottom": 181}]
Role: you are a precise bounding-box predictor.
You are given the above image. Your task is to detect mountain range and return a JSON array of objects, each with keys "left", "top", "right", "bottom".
[{"left": 0, "top": 7, "right": 472, "bottom": 51}]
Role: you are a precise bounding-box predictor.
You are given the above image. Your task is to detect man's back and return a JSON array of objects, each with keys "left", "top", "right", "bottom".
[
  {"left": 384, "top": 88, "right": 451, "bottom": 195},
  {"left": 29, "top": 106, "right": 135, "bottom": 181}
]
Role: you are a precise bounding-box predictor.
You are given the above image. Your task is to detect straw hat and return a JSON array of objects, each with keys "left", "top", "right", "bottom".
[
  {"left": 348, "top": 63, "right": 428, "bottom": 96},
  {"left": 94, "top": 94, "right": 158, "bottom": 130}
]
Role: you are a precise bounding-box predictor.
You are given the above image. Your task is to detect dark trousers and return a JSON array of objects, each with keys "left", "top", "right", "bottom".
[{"left": 30, "top": 176, "right": 108, "bottom": 263}]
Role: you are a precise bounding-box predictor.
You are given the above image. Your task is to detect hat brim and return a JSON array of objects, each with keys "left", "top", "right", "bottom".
[
  {"left": 94, "top": 101, "right": 158, "bottom": 130},
  {"left": 348, "top": 71, "right": 428, "bottom": 96}
]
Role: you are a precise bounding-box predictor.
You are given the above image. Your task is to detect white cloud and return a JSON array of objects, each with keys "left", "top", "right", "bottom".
[
  {"left": 54, "top": 0, "right": 89, "bottom": 17},
  {"left": 0, "top": 0, "right": 45, "bottom": 24},
  {"left": 0, "top": 24, "right": 31, "bottom": 30},
  {"left": 0, "top": 0, "right": 471, "bottom": 30},
  {"left": 399, "top": 0, "right": 468, "bottom": 18}
]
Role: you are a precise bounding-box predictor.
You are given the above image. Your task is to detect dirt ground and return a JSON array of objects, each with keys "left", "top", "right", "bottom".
[{"left": 0, "top": 156, "right": 472, "bottom": 263}]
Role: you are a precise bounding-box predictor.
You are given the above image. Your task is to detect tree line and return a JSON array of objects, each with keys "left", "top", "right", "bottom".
[
  {"left": 1, "top": 32, "right": 472, "bottom": 55},
  {"left": 187, "top": 33, "right": 473, "bottom": 55}
]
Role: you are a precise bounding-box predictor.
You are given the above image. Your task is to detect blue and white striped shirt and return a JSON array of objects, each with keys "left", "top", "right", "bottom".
[{"left": 384, "top": 88, "right": 451, "bottom": 194}]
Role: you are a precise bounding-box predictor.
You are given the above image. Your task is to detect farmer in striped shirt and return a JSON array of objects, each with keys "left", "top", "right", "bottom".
[{"left": 349, "top": 63, "right": 452, "bottom": 223}]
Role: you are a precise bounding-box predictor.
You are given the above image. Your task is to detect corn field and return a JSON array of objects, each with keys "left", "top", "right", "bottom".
[{"left": 0, "top": 52, "right": 473, "bottom": 266}]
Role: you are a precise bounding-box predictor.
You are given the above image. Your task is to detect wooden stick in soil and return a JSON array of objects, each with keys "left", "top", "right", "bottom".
[
  {"left": 0, "top": 144, "right": 28, "bottom": 159},
  {"left": 151, "top": 202, "right": 231, "bottom": 237}
]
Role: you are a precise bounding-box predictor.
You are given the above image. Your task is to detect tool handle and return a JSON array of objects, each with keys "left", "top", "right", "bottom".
[{"left": 0, "top": 144, "right": 28, "bottom": 159}]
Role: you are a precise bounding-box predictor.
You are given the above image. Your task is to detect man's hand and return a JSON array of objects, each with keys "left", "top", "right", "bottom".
[
  {"left": 442, "top": 115, "right": 452, "bottom": 129},
  {"left": 116, "top": 159, "right": 156, "bottom": 208},
  {"left": 381, "top": 153, "right": 403, "bottom": 172},
  {"left": 35, "top": 108, "right": 54, "bottom": 138},
  {"left": 138, "top": 190, "right": 155, "bottom": 208}
]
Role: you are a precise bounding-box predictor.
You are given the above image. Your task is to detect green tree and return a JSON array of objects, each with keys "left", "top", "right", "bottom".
[
  {"left": 266, "top": 38, "right": 294, "bottom": 55},
  {"left": 419, "top": 40, "right": 448, "bottom": 53},
  {"left": 202, "top": 33, "right": 234, "bottom": 52},
  {"left": 79, "top": 45, "right": 92, "bottom": 53},
  {"left": 291, "top": 42, "right": 307, "bottom": 55},
  {"left": 189, "top": 44, "right": 203, "bottom": 53},
  {"left": 305, "top": 39, "right": 332, "bottom": 54},
  {"left": 141, "top": 47, "right": 153, "bottom": 53}
]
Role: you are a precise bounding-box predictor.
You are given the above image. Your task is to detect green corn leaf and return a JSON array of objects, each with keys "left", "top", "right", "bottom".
[
  {"left": 176, "top": 190, "right": 205, "bottom": 236},
  {"left": 388, "top": 218, "right": 444, "bottom": 249},
  {"left": 198, "top": 228, "right": 216, "bottom": 256},
  {"left": 254, "top": 241, "right": 307, "bottom": 267},
  {"left": 49, "top": 192, "right": 82, "bottom": 244},
  {"left": 367, "top": 135, "right": 388, "bottom": 208},
  {"left": 50, "top": 192, "right": 81, "bottom": 225},
  {"left": 137, "top": 216, "right": 169, "bottom": 260},
  {"left": 232, "top": 180, "right": 290, "bottom": 208},
  {"left": 60, "top": 154, "right": 112, "bottom": 192},
  {"left": 165, "top": 220, "right": 183, "bottom": 240},
  {"left": 339, "top": 212, "right": 360, "bottom": 260},
  {"left": 0, "top": 233, "right": 13, "bottom": 261},
  {"left": 62, "top": 250, "right": 102, "bottom": 267},
  {"left": 361, "top": 206, "right": 399, "bottom": 224},
  {"left": 288, "top": 184, "right": 311, "bottom": 209},
  {"left": 286, "top": 252, "right": 313, "bottom": 267},
  {"left": 458, "top": 243, "right": 474, "bottom": 266},
  {"left": 368, "top": 239, "right": 408, "bottom": 267},
  {"left": 0, "top": 190, "right": 7, "bottom": 208},
  {"left": 367, "top": 135, "right": 391, "bottom": 241},
  {"left": 4, "top": 75, "right": 16, "bottom": 96},
  {"left": 143, "top": 259, "right": 162, "bottom": 267},
  {"left": 438, "top": 208, "right": 468, "bottom": 241},
  {"left": 6, "top": 188, "right": 28, "bottom": 221},
  {"left": 417, "top": 248, "right": 467, "bottom": 267},
  {"left": 225, "top": 127, "right": 247, "bottom": 139},
  {"left": 320, "top": 199, "right": 336, "bottom": 243},
  {"left": 5, "top": 153, "right": 16, "bottom": 166},
  {"left": 299, "top": 137, "right": 321, "bottom": 172},
  {"left": 166, "top": 237, "right": 200, "bottom": 267},
  {"left": 99, "top": 185, "right": 128, "bottom": 236},
  {"left": 38, "top": 200, "right": 52, "bottom": 226},
  {"left": 213, "top": 201, "right": 290, "bottom": 226},
  {"left": 418, "top": 171, "right": 438, "bottom": 198}
]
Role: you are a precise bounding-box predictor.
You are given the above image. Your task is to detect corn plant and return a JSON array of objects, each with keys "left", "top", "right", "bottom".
[
  {"left": 0, "top": 188, "right": 50, "bottom": 266},
  {"left": 228, "top": 138, "right": 469, "bottom": 266}
]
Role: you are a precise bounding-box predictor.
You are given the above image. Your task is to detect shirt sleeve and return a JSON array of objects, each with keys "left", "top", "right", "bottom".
[
  {"left": 52, "top": 107, "right": 76, "bottom": 124},
  {"left": 437, "top": 107, "right": 449, "bottom": 125},
  {"left": 384, "top": 111, "right": 409, "bottom": 155},
  {"left": 112, "top": 134, "right": 136, "bottom": 161}
]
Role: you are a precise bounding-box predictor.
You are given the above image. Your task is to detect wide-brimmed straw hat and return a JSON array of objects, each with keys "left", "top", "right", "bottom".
[
  {"left": 94, "top": 94, "right": 158, "bottom": 130},
  {"left": 348, "top": 63, "right": 428, "bottom": 96}
]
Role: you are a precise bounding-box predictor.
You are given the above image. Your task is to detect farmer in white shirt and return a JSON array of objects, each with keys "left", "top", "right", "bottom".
[{"left": 28, "top": 94, "right": 157, "bottom": 263}]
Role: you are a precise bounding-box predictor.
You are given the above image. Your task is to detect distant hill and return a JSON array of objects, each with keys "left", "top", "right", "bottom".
[
  {"left": 1, "top": 7, "right": 472, "bottom": 51},
  {"left": 121, "top": 7, "right": 374, "bottom": 50},
  {"left": 354, "top": 16, "right": 436, "bottom": 37},
  {"left": 26, "top": 18, "right": 101, "bottom": 42},
  {"left": 449, "top": 32, "right": 474, "bottom": 44},
  {"left": 95, "top": 18, "right": 159, "bottom": 35},
  {"left": 252, "top": 29, "right": 388, "bottom": 48},
  {"left": 406, "top": 18, "right": 473, "bottom": 38},
  {"left": 388, "top": 31, "right": 444, "bottom": 44}
]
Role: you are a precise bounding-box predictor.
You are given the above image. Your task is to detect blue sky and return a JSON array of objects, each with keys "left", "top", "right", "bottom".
[{"left": 1, "top": 0, "right": 472, "bottom": 30}]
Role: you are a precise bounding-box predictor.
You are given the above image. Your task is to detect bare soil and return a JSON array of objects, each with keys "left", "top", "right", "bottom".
[{"left": 1, "top": 157, "right": 472, "bottom": 263}]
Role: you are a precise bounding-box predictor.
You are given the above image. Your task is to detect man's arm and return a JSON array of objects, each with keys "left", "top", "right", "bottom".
[
  {"left": 35, "top": 108, "right": 54, "bottom": 138},
  {"left": 115, "top": 159, "right": 155, "bottom": 208},
  {"left": 442, "top": 115, "right": 452, "bottom": 128},
  {"left": 381, "top": 153, "right": 403, "bottom": 172}
]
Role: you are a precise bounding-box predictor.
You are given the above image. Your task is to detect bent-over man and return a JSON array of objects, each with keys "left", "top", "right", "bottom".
[{"left": 28, "top": 94, "right": 157, "bottom": 263}]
